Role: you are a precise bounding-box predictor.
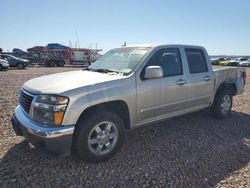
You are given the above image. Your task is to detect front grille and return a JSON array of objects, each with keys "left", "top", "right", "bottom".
[{"left": 19, "top": 90, "right": 34, "bottom": 113}]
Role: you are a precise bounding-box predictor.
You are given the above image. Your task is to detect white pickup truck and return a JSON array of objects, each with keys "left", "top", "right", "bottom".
[{"left": 12, "top": 44, "right": 246, "bottom": 163}]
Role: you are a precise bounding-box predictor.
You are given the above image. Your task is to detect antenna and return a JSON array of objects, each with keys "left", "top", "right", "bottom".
[{"left": 75, "top": 30, "right": 80, "bottom": 48}]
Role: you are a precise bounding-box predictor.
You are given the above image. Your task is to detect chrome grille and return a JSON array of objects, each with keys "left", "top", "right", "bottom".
[{"left": 19, "top": 90, "right": 34, "bottom": 113}]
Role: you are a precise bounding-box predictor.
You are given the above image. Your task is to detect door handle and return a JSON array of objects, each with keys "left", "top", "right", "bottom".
[
  {"left": 176, "top": 79, "right": 187, "bottom": 86},
  {"left": 204, "top": 76, "right": 211, "bottom": 81}
]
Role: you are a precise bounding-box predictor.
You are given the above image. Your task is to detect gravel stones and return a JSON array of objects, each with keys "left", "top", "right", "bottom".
[{"left": 0, "top": 67, "right": 250, "bottom": 187}]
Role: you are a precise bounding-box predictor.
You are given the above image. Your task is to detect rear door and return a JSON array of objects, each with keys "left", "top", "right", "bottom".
[{"left": 184, "top": 48, "right": 214, "bottom": 109}]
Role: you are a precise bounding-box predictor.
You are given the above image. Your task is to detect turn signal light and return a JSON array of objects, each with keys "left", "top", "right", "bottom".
[{"left": 54, "top": 111, "right": 65, "bottom": 125}]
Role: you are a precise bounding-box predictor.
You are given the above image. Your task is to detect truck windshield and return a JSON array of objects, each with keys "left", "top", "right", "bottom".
[{"left": 89, "top": 47, "right": 150, "bottom": 75}]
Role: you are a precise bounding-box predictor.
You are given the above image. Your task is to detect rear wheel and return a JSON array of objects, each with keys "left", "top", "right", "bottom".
[
  {"left": 48, "top": 61, "right": 55, "bottom": 67},
  {"left": 17, "top": 63, "right": 25, "bottom": 69},
  {"left": 73, "top": 111, "right": 125, "bottom": 163},
  {"left": 211, "top": 89, "right": 232, "bottom": 119}
]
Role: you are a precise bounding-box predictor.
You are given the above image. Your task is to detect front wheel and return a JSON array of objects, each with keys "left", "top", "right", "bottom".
[
  {"left": 211, "top": 89, "right": 232, "bottom": 119},
  {"left": 73, "top": 111, "right": 125, "bottom": 163},
  {"left": 56, "top": 61, "right": 65, "bottom": 67}
]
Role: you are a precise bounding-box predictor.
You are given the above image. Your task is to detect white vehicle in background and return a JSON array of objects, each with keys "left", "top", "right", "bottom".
[
  {"left": 228, "top": 57, "right": 249, "bottom": 67},
  {"left": 0, "top": 59, "right": 9, "bottom": 70},
  {"left": 239, "top": 59, "right": 250, "bottom": 67}
]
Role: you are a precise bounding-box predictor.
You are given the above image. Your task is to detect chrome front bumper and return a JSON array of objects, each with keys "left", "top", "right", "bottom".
[{"left": 12, "top": 105, "right": 75, "bottom": 154}]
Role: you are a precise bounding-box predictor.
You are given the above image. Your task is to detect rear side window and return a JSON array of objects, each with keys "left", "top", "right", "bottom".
[{"left": 185, "top": 49, "right": 208, "bottom": 73}]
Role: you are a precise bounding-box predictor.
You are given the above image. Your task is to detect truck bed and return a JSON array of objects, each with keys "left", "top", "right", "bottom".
[{"left": 212, "top": 66, "right": 245, "bottom": 96}]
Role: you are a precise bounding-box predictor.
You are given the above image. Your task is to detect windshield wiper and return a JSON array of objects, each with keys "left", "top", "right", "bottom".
[
  {"left": 82, "top": 67, "right": 96, "bottom": 72},
  {"left": 94, "top": 68, "right": 115, "bottom": 73},
  {"left": 83, "top": 67, "right": 122, "bottom": 74}
]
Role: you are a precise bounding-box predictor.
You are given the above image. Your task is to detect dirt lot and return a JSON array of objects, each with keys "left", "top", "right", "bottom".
[{"left": 0, "top": 67, "right": 250, "bottom": 187}]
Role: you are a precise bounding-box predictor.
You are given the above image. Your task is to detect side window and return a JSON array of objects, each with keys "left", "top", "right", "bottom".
[
  {"left": 185, "top": 48, "right": 208, "bottom": 73},
  {"left": 147, "top": 48, "right": 183, "bottom": 77}
]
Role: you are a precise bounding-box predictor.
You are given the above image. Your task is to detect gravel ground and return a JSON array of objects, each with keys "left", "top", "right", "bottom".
[{"left": 0, "top": 67, "right": 250, "bottom": 187}]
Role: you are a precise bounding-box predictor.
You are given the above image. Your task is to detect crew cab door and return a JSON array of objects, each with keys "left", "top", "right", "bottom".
[
  {"left": 136, "top": 47, "right": 188, "bottom": 125},
  {"left": 184, "top": 48, "right": 214, "bottom": 109}
]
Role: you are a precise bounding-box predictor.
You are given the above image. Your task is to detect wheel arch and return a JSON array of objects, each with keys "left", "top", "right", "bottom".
[
  {"left": 75, "top": 100, "right": 131, "bottom": 130},
  {"left": 217, "top": 82, "right": 237, "bottom": 96},
  {"left": 211, "top": 81, "right": 237, "bottom": 105}
]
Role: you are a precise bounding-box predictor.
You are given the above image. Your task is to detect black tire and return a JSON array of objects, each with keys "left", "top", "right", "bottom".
[
  {"left": 48, "top": 61, "right": 55, "bottom": 67},
  {"left": 17, "top": 63, "right": 25, "bottom": 69},
  {"left": 211, "top": 89, "right": 232, "bottom": 119},
  {"left": 56, "top": 61, "right": 65, "bottom": 67},
  {"left": 0, "top": 64, "right": 2, "bottom": 71},
  {"left": 73, "top": 111, "right": 125, "bottom": 163}
]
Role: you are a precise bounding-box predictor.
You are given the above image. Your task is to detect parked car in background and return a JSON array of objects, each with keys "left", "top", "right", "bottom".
[
  {"left": 46, "top": 43, "right": 69, "bottom": 50},
  {"left": 228, "top": 58, "right": 249, "bottom": 67},
  {"left": 0, "top": 59, "right": 9, "bottom": 70},
  {"left": 228, "top": 59, "right": 239, "bottom": 66},
  {"left": 210, "top": 57, "right": 225, "bottom": 65},
  {"left": 238, "top": 57, "right": 248, "bottom": 62},
  {"left": 0, "top": 54, "right": 29, "bottom": 69},
  {"left": 239, "top": 59, "right": 250, "bottom": 67},
  {"left": 12, "top": 44, "right": 246, "bottom": 163},
  {"left": 219, "top": 60, "right": 230, "bottom": 66}
]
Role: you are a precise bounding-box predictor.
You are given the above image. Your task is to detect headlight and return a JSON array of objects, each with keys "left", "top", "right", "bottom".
[{"left": 31, "top": 95, "right": 69, "bottom": 126}]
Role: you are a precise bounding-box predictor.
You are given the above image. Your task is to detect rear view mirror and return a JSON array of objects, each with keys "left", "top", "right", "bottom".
[{"left": 144, "top": 66, "right": 163, "bottom": 79}]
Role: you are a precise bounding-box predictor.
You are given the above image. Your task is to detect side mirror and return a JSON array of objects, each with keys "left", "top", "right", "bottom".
[{"left": 144, "top": 66, "right": 163, "bottom": 79}]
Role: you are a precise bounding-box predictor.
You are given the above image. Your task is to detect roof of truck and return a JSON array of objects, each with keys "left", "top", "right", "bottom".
[
  {"left": 123, "top": 44, "right": 204, "bottom": 49},
  {"left": 123, "top": 44, "right": 156, "bottom": 48}
]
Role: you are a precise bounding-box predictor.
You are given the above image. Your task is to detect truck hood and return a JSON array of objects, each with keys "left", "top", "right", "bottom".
[{"left": 23, "top": 70, "right": 125, "bottom": 94}]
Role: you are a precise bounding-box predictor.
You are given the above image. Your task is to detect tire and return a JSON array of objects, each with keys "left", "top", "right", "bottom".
[
  {"left": 211, "top": 89, "right": 232, "bottom": 119},
  {"left": 56, "top": 61, "right": 65, "bottom": 67},
  {"left": 73, "top": 111, "right": 125, "bottom": 163},
  {"left": 48, "top": 61, "right": 55, "bottom": 67},
  {"left": 17, "top": 63, "right": 25, "bottom": 69},
  {"left": 0, "top": 64, "right": 2, "bottom": 71}
]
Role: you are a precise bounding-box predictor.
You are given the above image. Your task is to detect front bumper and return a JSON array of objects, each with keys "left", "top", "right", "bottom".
[{"left": 12, "top": 105, "right": 75, "bottom": 154}]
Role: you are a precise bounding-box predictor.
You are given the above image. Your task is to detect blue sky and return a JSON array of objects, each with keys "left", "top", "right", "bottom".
[{"left": 1, "top": 0, "right": 250, "bottom": 55}]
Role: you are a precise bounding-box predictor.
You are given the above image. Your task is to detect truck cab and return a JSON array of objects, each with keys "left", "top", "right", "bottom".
[{"left": 135, "top": 45, "right": 214, "bottom": 125}]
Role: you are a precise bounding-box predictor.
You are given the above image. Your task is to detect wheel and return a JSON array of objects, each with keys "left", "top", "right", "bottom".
[
  {"left": 57, "top": 61, "right": 65, "bottom": 67},
  {"left": 0, "top": 64, "right": 2, "bottom": 71},
  {"left": 73, "top": 111, "right": 125, "bottom": 163},
  {"left": 48, "top": 61, "right": 55, "bottom": 67},
  {"left": 211, "top": 89, "right": 232, "bottom": 119},
  {"left": 17, "top": 63, "right": 25, "bottom": 69}
]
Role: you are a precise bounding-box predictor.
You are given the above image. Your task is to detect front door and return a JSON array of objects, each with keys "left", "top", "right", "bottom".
[{"left": 136, "top": 47, "right": 188, "bottom": 125}]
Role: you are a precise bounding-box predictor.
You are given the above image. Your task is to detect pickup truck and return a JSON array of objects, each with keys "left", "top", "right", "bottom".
[{"left": 12, "top": 44, "right": 246, "bottom": 163}]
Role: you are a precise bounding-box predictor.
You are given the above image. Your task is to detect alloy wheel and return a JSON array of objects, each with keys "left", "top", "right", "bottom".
[{"left": 88, "top": 121, "right": 118, "bottom": 156}]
